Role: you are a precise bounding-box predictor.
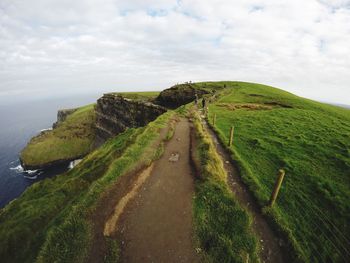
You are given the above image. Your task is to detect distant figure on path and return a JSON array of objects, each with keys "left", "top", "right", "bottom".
[
  {"left": 195, "top": 93, "right": 198, "bottom": 106},
  {"left": 202, "top": 98, "right": 206, "bottom": 109}
]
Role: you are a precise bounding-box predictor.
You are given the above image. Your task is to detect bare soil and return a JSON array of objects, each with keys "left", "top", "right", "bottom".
[
  {"left": 86, "top": 125, "right": 170, "bottom": 263},
  {"left": 86, "top": 163, "right": 149, "bottom": 263},
  {"left": 115, "top": 118, "right": 200, "bottom": 263}
]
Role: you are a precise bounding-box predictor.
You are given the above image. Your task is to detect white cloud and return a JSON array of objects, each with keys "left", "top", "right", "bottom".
[{"left": 0, "top": 0, "right": 349, "bottom": 104}]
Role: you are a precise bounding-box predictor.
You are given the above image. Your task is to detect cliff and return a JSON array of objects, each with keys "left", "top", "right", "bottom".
[
  {"left": 155, "top": 83, "right": 210, "bottom": 108},
  {"left": 52, "top": 108, "right": 78, "bottom": 128},
  {"left": 95, "top": 94, "right": 167, "bottom": 144}
]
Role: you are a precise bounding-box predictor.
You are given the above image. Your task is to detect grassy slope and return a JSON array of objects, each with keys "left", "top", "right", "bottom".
[
  {"left": 0, "top": 110, "right": 174, "bottom": 263},
  {"left": 191, "top": 109, "right": 258, "bottom": 263},
  {"left": 0, "top": 128, "right": 140, "bottom": 263},
  {"left": 20, "top": 104, "right": 96, "bottom": 167},
  {"left": 206, "top": 82, "right": 350, "bottom": 262},
  {"left": 37, "top": 111, "right": 173, "bottom": 262}
]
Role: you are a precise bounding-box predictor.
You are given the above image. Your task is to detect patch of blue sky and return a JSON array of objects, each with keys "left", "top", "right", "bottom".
[
  {"left": 250, "top": 5, "right": 265, "bottom": 13},
  {"left": 179, "top": 10, "right": 206, "bottom": 22},
  {"left": 212, "top": 36, "right": 222, "bottom": 47},
  {"left": 318, "top": 39, "right": 326, "bottom": 52},
  {"left": 147, "top": 8, "right": 168, "bottom": 17},
  {"left": 120, "top": 9, "right": 135, "bottom": 16}
]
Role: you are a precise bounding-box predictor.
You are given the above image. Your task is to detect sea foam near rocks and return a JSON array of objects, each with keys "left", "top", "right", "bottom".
[{"left": 10, "top": 163, "right": 41, "bottom": 179}]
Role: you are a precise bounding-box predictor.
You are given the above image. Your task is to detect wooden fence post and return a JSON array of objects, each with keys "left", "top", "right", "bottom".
[
  {"left": 228, "top": 126, "right": 234, "bottom": 146},
  {"left": 269, "top": 169, "right": 286, "bottom": 207},
  {"left": 213, "top": 113, "right": 216, "bottom": 126}
]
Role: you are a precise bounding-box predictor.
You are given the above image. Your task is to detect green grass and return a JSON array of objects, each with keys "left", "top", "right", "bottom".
[
  {"left": 104, "top": 237, "right": 121, "bottom": 263},
  {"left": 0, "top": 127, "right": 141, "bottom": 263},
  {"left": 191, "top": 109, "right": 258, "bottom": 263},
  {"left": 20, "top": 104, "right": 96, "bottom": 168},
  {"left": 110, "top": 91, "right": 160, "bottom": 101},
  {"left": 0, "top": 109, "right": 175, "bottom": 262},
  {"left": 205, "top": 81, "right": 350, "bottom": 262},
  {"left": 36, "top": 110, "right": 175, "bottom": 263}
]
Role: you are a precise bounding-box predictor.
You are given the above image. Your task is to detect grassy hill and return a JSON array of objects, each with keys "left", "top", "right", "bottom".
[
  {"left": 206, "top": 81, "right": 350, "bottom": 262},
  {"left": 0, "top": 109, "right": 175, "bottom": 262},
  {"left": 20, "top": 104, "right": 96, "bottom": 169},
  {"left": 1, "top": 82, "right": 349, "bottom": 262}
]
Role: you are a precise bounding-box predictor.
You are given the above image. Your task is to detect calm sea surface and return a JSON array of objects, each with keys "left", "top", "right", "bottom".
[{"left": 0, "top": 94, "right": 99, "bottom": 208}]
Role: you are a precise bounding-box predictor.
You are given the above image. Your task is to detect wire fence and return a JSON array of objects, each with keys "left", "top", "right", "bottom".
[{"left": 204, "top": 101, "right": 350, "bottom": 263}]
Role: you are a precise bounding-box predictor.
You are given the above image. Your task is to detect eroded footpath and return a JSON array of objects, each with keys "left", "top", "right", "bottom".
[{"left": 112, "top": 118, "right": 200, "bottom": 262}]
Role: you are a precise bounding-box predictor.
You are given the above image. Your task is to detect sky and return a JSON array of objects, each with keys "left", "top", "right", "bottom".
[{"left": 1, "top": 0, "right": 350, "bottom": 104}]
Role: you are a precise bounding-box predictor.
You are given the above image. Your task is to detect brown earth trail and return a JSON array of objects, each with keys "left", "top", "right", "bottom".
[{"left": 112, "top": 118, "right": 200, "bottom": 263}]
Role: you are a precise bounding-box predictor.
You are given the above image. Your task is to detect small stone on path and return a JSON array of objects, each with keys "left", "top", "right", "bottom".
[{"left": 169, "top": 152, "right": 180, "bottom": 162}]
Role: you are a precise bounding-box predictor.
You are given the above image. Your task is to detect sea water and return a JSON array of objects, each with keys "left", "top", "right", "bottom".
[{"left": 0, "top": 94, "right": 98, "bottom": 208}]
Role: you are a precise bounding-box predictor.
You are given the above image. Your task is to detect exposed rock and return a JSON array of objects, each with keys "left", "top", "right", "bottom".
[
  {"left": 169, "top": 152, "right": 180, "bottom": 162},
  {"left": 53, "top": 108, "right": 78, "bottom": 128},
  {"left": 20, "top": 156, "right": 81, "bottom": 171},
  {"left": 68, "top": 159, "right": 83, "bottom": 169},
  {"left": 155, "top": 84, "right": 210, "bottom": 108},
  {"left": 95, "top": 94, "right": 167, "bottom": 143}
]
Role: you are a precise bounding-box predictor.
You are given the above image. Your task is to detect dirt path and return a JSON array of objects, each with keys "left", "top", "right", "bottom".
[
  {"left": 110, "top": 118, "right": 200, "bottom": 263},
  {"left": 202, "top": 117, "right": 288, "bottom": 263}
]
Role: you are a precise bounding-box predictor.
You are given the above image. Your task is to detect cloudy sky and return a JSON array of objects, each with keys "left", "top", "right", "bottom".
[{"left": 1, "top": 0, "right": 350, "bottom": 104}]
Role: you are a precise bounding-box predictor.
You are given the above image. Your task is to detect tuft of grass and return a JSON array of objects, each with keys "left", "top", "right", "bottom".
[
  {"left": 191, "top": 110, "right": 258, "bottom": 263},
  {"left": 20, "top": 104, "right": 96, "bottom": 168},
  {"left": 104, "top": 237, "right": 120, "bottom": 263},
  {"left": 109, "top": 91, "right": 160, "bottom": 101},
  {"left": 206, "top": 81, "right": 350, "bottom": 262}
]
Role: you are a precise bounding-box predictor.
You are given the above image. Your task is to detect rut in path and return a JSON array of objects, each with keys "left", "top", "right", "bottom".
[
  {"left": 108, "top": 118, "right": 200, "bottom": 263},
  {"left": 202, "top": 117, "right": 288, "bottom": 263}
]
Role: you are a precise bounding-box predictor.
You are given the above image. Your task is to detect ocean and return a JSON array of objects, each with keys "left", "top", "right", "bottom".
[{"left": 0, "top": 94, "right": 99, "bottom": 208}]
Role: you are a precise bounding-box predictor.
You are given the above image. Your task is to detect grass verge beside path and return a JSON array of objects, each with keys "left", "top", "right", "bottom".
[
  {"left": 190, "top": 109, "right": 258, "bottom": 263},
  {"left": 207, "top": 82, "right": 350, "bottom": 262}
]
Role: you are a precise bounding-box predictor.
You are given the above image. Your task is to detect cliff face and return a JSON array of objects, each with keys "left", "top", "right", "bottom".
[
  {"left": 155, "top": 84, "right": 210, "bottom": 108},
  {"left": 95, "top": 94, "right": 167, "bottom": 143},
  {"left": 53, "top": 108, "right": 78, "bottom": 128}
]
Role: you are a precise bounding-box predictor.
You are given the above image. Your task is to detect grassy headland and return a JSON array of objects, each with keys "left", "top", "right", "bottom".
[
  {"left": 206, "top": 81, "right": 350, "bottom": 262},
  {"left": 110, "top": 91, "right": 160, "bottom": 101},
  {"left": 20, "top": 104, "right": 96, "bottom": 169}
]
